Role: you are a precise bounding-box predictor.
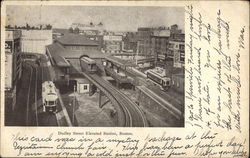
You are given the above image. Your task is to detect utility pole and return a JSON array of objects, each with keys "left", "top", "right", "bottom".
[
  {"left": 136, "top": 40, "right": 140, "bottom": 65},
  {"left": 73, "top": 85, "right": 76, "bottom": 125}
]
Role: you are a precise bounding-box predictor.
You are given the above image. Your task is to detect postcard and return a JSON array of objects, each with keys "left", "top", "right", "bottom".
[{"left": 0, "top": 1, "right": 249, "bottom": 157}]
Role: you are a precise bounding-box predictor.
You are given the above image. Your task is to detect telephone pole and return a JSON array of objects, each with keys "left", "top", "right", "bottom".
[{"left": 73, "top": 85, "right": 76, "bottom": 125}]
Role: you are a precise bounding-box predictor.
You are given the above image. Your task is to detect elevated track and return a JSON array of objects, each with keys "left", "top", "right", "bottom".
[{"left": 69, "top": 59, "right": 147, "bottom": 127}]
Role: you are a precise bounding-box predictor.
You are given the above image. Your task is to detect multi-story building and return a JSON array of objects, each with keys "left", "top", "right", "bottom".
[
  {"left": 137, "top": 27, "right": 153, "bottom": 56},
  {"left": 103, "top": 35, "right": 123, "bottom": 53},
  {"left": 21, "top": 30, "right": 53, "bottom": 54},
  {"left": 170, "top": 24, "right": 182, "bottom": 34},
  {"left": 123, "top": 32, "right": 138, "bottom": 53},
  {"left": 151, "top": 29, "right": 171, "bottom": 67},
  {"left": 168, "top": 34, "right": 185, "bottom": 68},
  {"left": 5, "top": 30, "right": 22, "bottom": 111}
]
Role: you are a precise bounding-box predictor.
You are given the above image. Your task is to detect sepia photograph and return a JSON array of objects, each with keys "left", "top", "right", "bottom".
[
  {"left": 4, "top": 5, "right": 185, "bottom": 127},
  {"left": 1, "top": 1, "right": 249, "bottom": 158}
]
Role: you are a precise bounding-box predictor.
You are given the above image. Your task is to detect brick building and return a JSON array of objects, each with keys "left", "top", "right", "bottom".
[
  {"left": 151, "top": 29, "right": 171, "bottom": 67},
  {"left": 137, "top": 27, "right": 153, "bottom": 56},
  {"left": 123, "top": 32, "right": 138, "bottom": 53},
  {"left": 167, "top": 33, "right": 185, "bottom": 68}
]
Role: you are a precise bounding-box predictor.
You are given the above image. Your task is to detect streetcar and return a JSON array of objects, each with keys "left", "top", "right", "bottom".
[
  {"left": 146, "top": 67, "right": 171, "bottom": 91},
  {"left": 42, "top": 81, "right": 58, "bottom": 113},
  {"left": 80, "top": 57, "right": 97, "bottom": 74}
]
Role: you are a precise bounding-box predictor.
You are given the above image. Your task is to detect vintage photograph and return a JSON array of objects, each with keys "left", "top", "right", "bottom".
[{"left": 4, "top": 5, "right": 185, "bottom": 127}]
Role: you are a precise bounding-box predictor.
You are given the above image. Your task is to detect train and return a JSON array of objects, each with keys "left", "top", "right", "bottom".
[
  {"left": 42, "top": 81, "right": 58, "bottom": 113},
  {"left": 145, "top": 67, "right": 171, "bottom": 91},
  {"left": 80, "top": 57, "right": 97, "bottom": 74}
]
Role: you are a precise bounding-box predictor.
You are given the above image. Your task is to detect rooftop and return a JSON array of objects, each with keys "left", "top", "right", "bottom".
[
  {"left": 46, "top": 42, "right": 107, "bottom": 67},
  {"left": 56, "top": 33, "right": 99, "bottom": 46},
  {"left": 138, "top": 27, "right": 153, "bottom": 31},
  {"left": 74, "top": 78, "right": 90, "bottom": 84},
  {"left": 106, "top": 55, "right": 136, "bottom": 67},
  {"left": 52, "top": 28, "right": 69, "bottom": 35},
  {"left": 46, "top": 43, "right": 70, "bottom": 67},
  {"left": 152, "top": 29, "right": 171, "bottom": 37}
]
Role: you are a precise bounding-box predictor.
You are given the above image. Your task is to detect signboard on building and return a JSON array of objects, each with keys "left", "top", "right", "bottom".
[
  {"left": 173, "top": 50, "right": 181, "bottom": 68},
  {"left": 5, "top": 41, "right": 12, "bottom": 53},
  {"left": 158, "top": 54, "right": 165, "bottom": 60}
]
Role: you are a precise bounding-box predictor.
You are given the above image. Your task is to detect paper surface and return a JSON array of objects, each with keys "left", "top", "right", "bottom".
[{"left": 1, "top": 1, "right": 249, "bottom": 157}]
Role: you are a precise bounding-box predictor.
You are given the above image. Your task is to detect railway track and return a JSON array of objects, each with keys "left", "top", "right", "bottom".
[
  {"left": 93, "top": 74, "right": 147, "bottom": 127},
  {"left": 91, "top": 74, "right": 133, "bottom": 127},
  {"left": 26, "top": 62, "right": 39, "bottom": 126},
  {"left": 82, "top": 72, "right": 147, "bottom": 127},
  {"left": 25, "top": 64, "right": 33, "bottom": 125},
  {"left": 69, "top": 59, "right": 147, "bottom": 127}
]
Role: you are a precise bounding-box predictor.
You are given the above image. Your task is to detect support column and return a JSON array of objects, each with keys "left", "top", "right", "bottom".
[
  {"left": 99, "top": 90, "right": 102, "bottom": 108},
  {"left": 116, "top": 81, "right": 120, "bottom": 89}
]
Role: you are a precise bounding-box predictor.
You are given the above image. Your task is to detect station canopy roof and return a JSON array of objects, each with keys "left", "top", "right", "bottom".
[{"left": 106, "top": 55, "right": 136, "bottom": 67}]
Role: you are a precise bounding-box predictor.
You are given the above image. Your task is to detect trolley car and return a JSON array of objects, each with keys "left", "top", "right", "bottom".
[
  {"left": 146, "top": 67, "right": 171, "bottom": 91},
  {"left": 42, "top": 81, "right": 58, "bottom": 113},
  {"left": 80, "top": 57, "right": 97, "bottom": 74}
]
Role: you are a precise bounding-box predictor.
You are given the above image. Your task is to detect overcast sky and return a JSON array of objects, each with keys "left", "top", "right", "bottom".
[{"left": 6, "top": 5, "right": 184, "bottom": 32}]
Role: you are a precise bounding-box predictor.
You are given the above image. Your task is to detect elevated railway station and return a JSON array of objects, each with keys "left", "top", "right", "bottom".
[
  {"left": 68, "top": 59, "right": 148, "bottom": 127},
  {"left": 45, "top": 34, "right": 183, "bottom": 127}
]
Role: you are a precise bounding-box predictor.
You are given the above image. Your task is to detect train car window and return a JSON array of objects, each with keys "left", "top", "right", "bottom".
[{"left": 48, "top": 101, "right": 54, "bottom": 105}]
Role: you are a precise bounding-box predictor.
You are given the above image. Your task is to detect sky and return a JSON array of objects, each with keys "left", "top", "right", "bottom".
[{"left": 6, "top": 5, "right": 184, "bottom": 32}]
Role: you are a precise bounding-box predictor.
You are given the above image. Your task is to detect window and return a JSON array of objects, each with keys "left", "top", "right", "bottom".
[
  {"left": 175, "top": 44, "right": 178, "bottom": 48},
  {"left": 84, "top": 85, "right": 88, "bottom": 90},
  {"left": 177, "top": 81, "right": 180, "bottom": 88}
]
